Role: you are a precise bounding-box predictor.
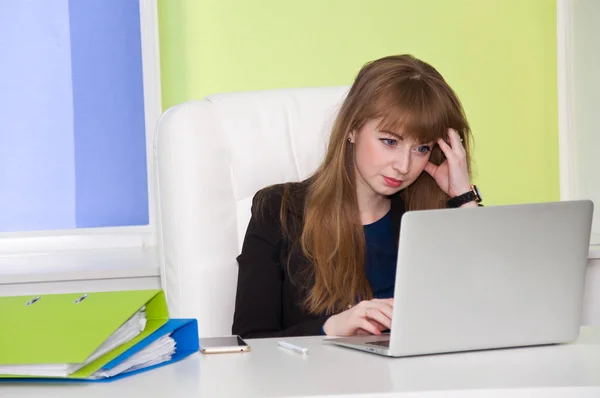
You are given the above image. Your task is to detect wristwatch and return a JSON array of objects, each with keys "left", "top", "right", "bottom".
[{"left": 447, "top": 185, "right": 482, "bottom": 208}]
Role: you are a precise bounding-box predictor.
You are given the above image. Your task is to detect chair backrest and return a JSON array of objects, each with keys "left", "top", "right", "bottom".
[{"left": 154, "top": 86, "right": 349, "bottom": 337}]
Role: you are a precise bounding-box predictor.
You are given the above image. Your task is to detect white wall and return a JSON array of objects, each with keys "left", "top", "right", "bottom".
[{"left": 571, "top": 0, "right": 600, "bottom": 245}]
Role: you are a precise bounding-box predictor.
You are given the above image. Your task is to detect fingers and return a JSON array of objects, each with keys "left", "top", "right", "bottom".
[
  {"left": 357, "top": 300, "right": 393, "bottom": 329},
  {"left": 424, "top": 161, "right": 437, "bottom": 177},
  {"left": 437, "top": 129, "right": 467, "bottom": 169},
  {"left": 446, "top": 128, "right": 461, "bottom": 147},
  {"left": 437, "top": 136, "right": 453, "bottom": 158},
  {"left": 340, "top": 299, "right": 395, "bottom": 336},
  {"left": 365, "top": 307, "right": 392, "bottom": 330},
  {"left": 446, "top": 128, "right": 466, "bottom": 156},
  {"left": 358, "top": 318, "right": 382, "bottom": 335},
  {"left": 370, "top": 320, "right": 387, "bottom": 331},
  {"left": 366, "top": 299, "right": 394, "bottom": 319},
  {"left": 357, "top": 319, "right": 387, "bottom": 335}
]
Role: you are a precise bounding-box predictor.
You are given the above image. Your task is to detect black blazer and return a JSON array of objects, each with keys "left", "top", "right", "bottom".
[{"left": 232, "top": 180, "right": 406, "bottom": 338}]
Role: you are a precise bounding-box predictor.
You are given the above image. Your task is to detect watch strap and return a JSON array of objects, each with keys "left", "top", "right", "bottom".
[{"left": 447, "top": 186, "right": 481, "bottom": 208}]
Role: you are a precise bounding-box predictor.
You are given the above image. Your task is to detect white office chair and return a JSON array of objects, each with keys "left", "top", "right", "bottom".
[{"left": 154, "top": 86, "right": 349, "bottom": 337}]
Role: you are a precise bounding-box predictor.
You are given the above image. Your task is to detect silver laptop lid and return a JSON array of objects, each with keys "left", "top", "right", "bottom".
[{"left": 389, "top": 200, "right": 593, "bottom": 356}]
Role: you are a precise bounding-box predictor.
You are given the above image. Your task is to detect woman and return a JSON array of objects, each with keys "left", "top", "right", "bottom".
[{"left": 232, "top": 54, "right": 482, "bottom": 338}]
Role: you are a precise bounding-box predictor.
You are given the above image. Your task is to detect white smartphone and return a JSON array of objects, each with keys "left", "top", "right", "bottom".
[{"left": 199, "top": 335, "right": 251, "bottom": 354}]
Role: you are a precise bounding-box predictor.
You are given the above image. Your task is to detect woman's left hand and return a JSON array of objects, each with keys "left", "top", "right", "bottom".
[{"left": 424, "top": 128, "right": 472, "bottom": 198}]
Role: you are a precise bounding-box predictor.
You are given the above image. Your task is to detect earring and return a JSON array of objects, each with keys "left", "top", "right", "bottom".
[{"left": 347, "top": 137, "right": 352, "bottom": 143}]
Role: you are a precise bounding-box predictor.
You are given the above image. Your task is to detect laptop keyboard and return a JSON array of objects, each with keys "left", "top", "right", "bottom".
[{"left": 366, "top": 340, "right": 390, "bottom": 347}]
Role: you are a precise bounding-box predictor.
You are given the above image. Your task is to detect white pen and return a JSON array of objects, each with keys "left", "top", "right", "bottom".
[{"left": 278, "top": 340, "right": 309, "bottom": 355}]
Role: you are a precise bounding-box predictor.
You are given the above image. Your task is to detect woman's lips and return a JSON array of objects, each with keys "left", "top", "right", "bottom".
[{"left": 383, "top": 176, "right": 403, "bottom": 188}]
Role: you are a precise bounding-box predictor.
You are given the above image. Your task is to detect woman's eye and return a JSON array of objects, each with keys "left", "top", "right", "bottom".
[
  {"left": 417, "top": 146, "right": 431, "bottom": 154},
  {"left": 381, "top": 138, "right": 397, "bottom": 146}
]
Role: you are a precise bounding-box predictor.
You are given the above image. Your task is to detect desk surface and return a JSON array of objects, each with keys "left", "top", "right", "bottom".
[{"left": 4, "top": 327, "right": 600, "bottom": 398}]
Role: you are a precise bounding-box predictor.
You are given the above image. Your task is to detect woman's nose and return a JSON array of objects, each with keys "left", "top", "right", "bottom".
[{"left": 392, "top": 150, "right": 411, "bottom": 175}]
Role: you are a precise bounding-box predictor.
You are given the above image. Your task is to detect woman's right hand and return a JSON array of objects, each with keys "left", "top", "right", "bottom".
[{"left": 322, "top": 298, "right": 394, "bottom": 336}]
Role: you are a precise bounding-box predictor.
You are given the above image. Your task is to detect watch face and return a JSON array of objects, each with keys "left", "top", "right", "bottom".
[{"left": 473, "top": 185, "right": 482, "bottom": 201}]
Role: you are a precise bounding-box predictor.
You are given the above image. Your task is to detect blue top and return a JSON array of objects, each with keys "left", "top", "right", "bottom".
[
  {"left": 319, "top": 211, "right": 397, "bottom": 334},
  {"left": 363, "top": 211, "right": 397, "bottom": 299}
]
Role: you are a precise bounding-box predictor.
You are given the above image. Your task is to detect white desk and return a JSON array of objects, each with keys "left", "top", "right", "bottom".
[{"left": 3, "top": 327, "right": 600, "bottom": 398}]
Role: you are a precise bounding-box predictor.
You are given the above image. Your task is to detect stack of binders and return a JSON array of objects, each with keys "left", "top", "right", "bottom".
[{"left": 0, "top": 289, "right": 198, "bottom": 382}]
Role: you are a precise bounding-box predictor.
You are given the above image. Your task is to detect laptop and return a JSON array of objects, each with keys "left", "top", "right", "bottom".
[{"left": 326, "top": 200, "right": 594, "bottom": 357}]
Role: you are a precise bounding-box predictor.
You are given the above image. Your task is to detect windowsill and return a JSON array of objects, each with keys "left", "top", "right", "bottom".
[
  {"left": 590, "top": 245, "right": 600, "bottom": 260},
  {"left": 0, "top": 246, "right": 160, "bottom": 285},
  {"left": 0, "top": 245, "right": 597, "bottom": 286}
]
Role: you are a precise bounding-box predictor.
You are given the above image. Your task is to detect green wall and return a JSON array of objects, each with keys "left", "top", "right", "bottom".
[{"left": 157, "top": 0, "right": 559, "bottom": 205}]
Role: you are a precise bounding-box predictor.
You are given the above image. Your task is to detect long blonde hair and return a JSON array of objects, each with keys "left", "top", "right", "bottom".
[{"left": 286, "top": 55, "right": 472, "bottom": 315}]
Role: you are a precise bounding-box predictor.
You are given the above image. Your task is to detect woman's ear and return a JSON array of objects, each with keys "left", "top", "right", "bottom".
[{"left": 347, "top": 130, "right": 356, "bottom": 143}]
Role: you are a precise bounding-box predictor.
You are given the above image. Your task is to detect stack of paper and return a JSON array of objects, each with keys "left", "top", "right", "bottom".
[
  {"left": 0, "top": 309, "right": 147, "bottom": 378},
  {"left": 92, "top": 334, "right": 176, "bottom": 379},
  {"left": 0, "top": 290, "right": 199, "bottom": 382},
  {"left": 73, "top": 307, "right": 148, "bottom": 372}
]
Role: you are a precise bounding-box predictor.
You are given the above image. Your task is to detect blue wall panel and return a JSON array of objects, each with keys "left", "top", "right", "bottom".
[
  {"left": 0, "top": 1, "right": 149, "bottom": 233},
  {"left": 0, "top": 1, "right": 76, "bottom": 232},
  {"left": 69, "top": 0, "right": 149, "bottom": 228}
]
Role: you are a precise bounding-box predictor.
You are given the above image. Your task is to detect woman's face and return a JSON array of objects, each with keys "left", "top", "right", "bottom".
[{"left": 349, "top": 119, "right": 434, "bottom": 198}]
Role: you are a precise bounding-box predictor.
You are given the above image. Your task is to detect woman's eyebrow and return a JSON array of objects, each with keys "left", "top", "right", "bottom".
[{"left": 379, "top": 130, "right": 404, "bottom": 140}]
